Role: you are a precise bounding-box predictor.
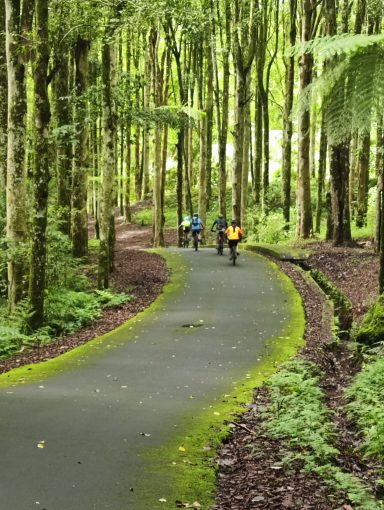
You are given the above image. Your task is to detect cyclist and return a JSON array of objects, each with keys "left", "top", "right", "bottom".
[
  {"left": 225, "top": 219, "right": 243, "bottom": 260},
  {"left": 211, "top": 214, "right": 227, "bottom": 251},
  {"left": 191, "top": 213, "right": 204, "bottom": 245},
  {"left": 179, "top": 216, "right": 191, "bottom": 247}
]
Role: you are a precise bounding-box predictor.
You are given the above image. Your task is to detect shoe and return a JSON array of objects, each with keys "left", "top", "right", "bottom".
[{"left": 237, "top": 252, "right": 240, "bottom": 256}]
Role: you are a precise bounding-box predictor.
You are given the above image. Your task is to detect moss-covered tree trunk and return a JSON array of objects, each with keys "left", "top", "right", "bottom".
[
  {"left": 211, "top": 0, "right": 230, "bottom": 218},
  {"left": 98, "top": 32, "right": 117, "bottom": 289},
  {"left": 142, "top": 39, "right": 151, "bottom": 199},
  {"left": 72, "top": 37, "right": 90, "bottom": 258},
  {"left": 232, "top": 0, "right": 257, "bottom": 224},
  {"left": 124, "top": 33, "right": 132, "bottom": 223},
  {"left": 281, "top": 0, "right": 297, "bottom": 227},
  {"left": 133, "top": 36, "right": 142, "bottom": 202},
  {"left": 315, "top": 114, "right": 327, "bottom": 233},
  {"left": 253, "top": 92, "right": 262, "bottom": 206},
  {"left": 5, "top": 0, "right": 33, "bottom": 308},
  {"left": 326, "top": 0, "right": 351, "bottom": 245},
  {"left": 198, "top": 42, "right": 207, "bottom": 241},
  {"left": 375, "top": 121, "right": 383, "bottom": 252},
  {"left": 29, "top": 0, "right": 50, "bottom": 330},
  {"left": 0, "top": 1, "right": 7, "bottom": 191},
  {"left": 296, "top": 0, "right": 314, "bottom": 239},
  {"left": 150, "top": 25, "right": 164, "bottom": 247},
  {"left": 356, "top": 133, "right": 370, "bottom": 228},
  {"left": 53, "top": 49, "right": 72, "bottom": 235},
  {"left": 241, "top": 95, "right": 251, "bottom": 231}
]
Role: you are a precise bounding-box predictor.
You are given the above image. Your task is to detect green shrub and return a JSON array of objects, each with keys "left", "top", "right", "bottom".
[{"left": 355, "top": 296, "right": 384, "bottom": 347}]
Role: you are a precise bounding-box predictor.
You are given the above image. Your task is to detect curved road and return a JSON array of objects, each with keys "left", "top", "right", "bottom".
[{"left": 0, "top": 249, "right": 302, "bottom": 510}]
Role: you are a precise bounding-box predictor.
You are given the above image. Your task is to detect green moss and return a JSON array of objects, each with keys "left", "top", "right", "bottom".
[
  {"left": 309, "top": 268, "right": 353, "bottom": 336},
  {"left": 139, "top": 253, "right": 306, "bottom": 509},
  {"left": 356, "top": 296, "right": 384, "bottom": 346},
  {"left": 0, "top": 250, "right": 187, "bottom": 389}
]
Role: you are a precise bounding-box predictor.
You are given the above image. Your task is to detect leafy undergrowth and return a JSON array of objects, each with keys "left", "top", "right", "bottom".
[
  {"left": 0, "top": 223, "right": 134, "bottom": 360},
  {"left": 0, "top": 289, "right": 132, "bottom": 359},
  {"left": 264, "top": 359, "right": 382, "bottom": 509},
  {"left": 347, "top": 349, "right": 384, "bottom": 461}
]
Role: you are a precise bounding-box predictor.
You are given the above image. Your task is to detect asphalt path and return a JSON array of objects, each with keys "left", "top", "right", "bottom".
[{"left": 0, "top": 248, "right": 299, "bottom": 510}]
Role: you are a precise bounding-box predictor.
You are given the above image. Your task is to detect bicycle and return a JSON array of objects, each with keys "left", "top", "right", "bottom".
[
  {"left": 182, "top": 230, "right": 190, "bottom": 248},
  {"left": 229, "top": 243, "right": 238, "bottom": 266},
  {"left": 216, "top": 230, "right": 225, "bottom": 255},
  {"left": 192, "top": 231, "right": 199, "bottom": 251}
]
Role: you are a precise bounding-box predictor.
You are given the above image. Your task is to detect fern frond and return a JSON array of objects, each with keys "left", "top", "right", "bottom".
[{"left": 289, "top": 33, "right": 384, "bottom": 59}]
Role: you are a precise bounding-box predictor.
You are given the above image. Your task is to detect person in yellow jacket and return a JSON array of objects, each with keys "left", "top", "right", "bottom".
[{"left": 225, "top": 220, "right": 243, "bottom": 260}]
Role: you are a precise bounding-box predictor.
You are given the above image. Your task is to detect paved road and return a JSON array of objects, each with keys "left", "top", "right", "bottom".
[{"left": 0, "top": 248, "right": 300, "bottom": 510}]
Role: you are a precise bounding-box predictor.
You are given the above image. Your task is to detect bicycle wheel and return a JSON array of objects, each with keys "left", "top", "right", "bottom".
[{"left": 193, "top": 234, "right": 198, "bottom": 251}]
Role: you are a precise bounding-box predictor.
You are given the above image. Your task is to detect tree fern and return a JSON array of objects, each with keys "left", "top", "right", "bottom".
[{"left": 293, "top": 34, "right": 384, "bottom": 143}]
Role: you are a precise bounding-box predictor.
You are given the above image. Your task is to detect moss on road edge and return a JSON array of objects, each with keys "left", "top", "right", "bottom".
[{"left": 141, "top": 251, "right": 305, "bottom": 510}]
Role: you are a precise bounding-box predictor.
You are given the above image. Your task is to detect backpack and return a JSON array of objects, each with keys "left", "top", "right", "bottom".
[
  {"left": 192, "top": 217, "right": 199, "bottom": 226},
  {"left": 217, "top": 218, "right": 226, "bottom": 229}
]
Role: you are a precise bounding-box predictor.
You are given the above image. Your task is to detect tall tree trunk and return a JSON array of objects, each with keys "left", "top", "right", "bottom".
[
  {"left": 134, "top": 39, "right": 142, "bottom": 201},
  {"left": 356, "top": 133, "right": 370, "bottom": 227},
  {"left": 281, "top": 0, "right": 297, "bottom": 226},
  {"left": 232, "top": 0, "right": 257, "bottom": 223},
  {"left": 253, "top": 92, "right": 262, "bottom": 205},
  {"left": 29, "top": 0, "right": 50, "bottom": 330},
  {"left": 124, "top": 32, "right": 132, "bottom": 223},
  {"left": 150, "top": 25, "right": 164, "bottom": 247},
  {"left": 142, "top": 41, "right": 151, "bottom": 198},
  {"left": 375, "top": 120, "right": 383, "bottom": 252},
  {"left": 326, "top": 0, "right": 352, "bottom": 244},
  {"left": 98, "top": 34, "right": 117, "bottom": 289},
  {"left": 315, "top": 114, "right": 327, "bottom": 233},
  {"left": 330, "top": 141, "right": 352, "bottom": 245},
  {"left": 212, "top": 0, "right": 230, "bottom": 218},
  {"left": 296, "top": 0, "right": 314, "bottom": 239},
  {"left": 5, "top": 0, "right": 33, "bottom": 308},
  {"left": 53, "top": 50, "right": 72, "bottom": 235},
  {"left": 0, "top": 0, "right": 7, "bottom": 190},
  {"left": 232, "top": 70, "right": 245, "bottom": 224},
  {"left": 241, "top": 96, "right": 251, "bottom": 231},
  {"left": 206, "top": 37, "right": 214, "bottom": 211},
  {"left": 72, "top": 37, "right": 90, "bottom": 258},
  {"left": 198, "top": 42, "right": 207, "bottom": 241}
]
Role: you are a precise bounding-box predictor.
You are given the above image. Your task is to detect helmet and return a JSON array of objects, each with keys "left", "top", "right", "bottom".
[
  {"left": 193, "top": 213, "right": 198, "bottom": 217},
  {"left": 231, "top": 219, "right": 237, "bottom": 224},
  {"left": 184, "top": 216, "right": 189, "bottom": 221},
  {"left": 218, "top": 213, "right": 223, "bottom": 218}
]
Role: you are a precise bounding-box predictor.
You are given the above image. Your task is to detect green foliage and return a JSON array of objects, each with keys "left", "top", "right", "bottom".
[
  {"left": 44, "top": 289, "right": 102, "bottom": 336},
  {"left": 347, "top": 354, "right": 384, "bottom": 461},
  {"left": 247, "top": 211, "right": 295, "bottom": 244},
  {"left": 0, "top": 301, "right": 51, "bottom": 358},
  {"left": 263, "top": 359, "right": 381, "bottom": 509},
  {"left": 264, "top": 360, "right": 337, "bottom": 461},
  {"left": 355, "top": 296, "right": 384, "bottom": 347},
  {"left": 294, "top": 34, "right": 384, "bottom": 143},
  {"left": 94, "top": 289, "right": 133, "bottom": 308}
]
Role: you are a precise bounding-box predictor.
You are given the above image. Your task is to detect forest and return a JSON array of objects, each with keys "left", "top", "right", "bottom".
[{"left": 1, "top": 0, "right": 384, "bottom": 508}]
